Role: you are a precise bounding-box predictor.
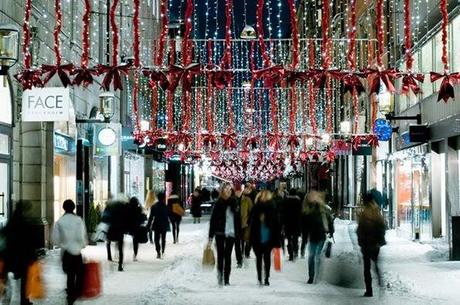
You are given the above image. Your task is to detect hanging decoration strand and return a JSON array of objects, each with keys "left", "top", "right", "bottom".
[
  {"left": 110, "top": 0, "right": 119, "bottom": 66},
  {"left": 321, "top": 0, "right": 332, "bottom": 133},
  {"left": 347, "top": 0, "right": 359, "bottom": 133},
  {"left": 22, "top": 0, "right": 32, "bottom": 69},
  {"left": 440, "top": 0, "right": 449, "bottom": 73},
  {"left": 308, "top": 40, "right": 317, "bottom": 135},
  {"left": 132, "top": 0, "right": 141, "bottom": 132},
  {"left": 156, "top": 0, "right": 169, "bottom": 66},
  {"left": 221, "top": 0, "right": 233, "bottom": 68},
  {"left": 81, "top": 0, "right": 91, "bottom": 68},
  {"left": 182, "top": 0, "right": 194, "bottom": 65},
  {"left": 256, "top": 0, "right": 271, "bottom": 67},
  {"left": 167, "top": 39, "right": 176, "bottom": 132},
  {"left": 206, "top": 40, "right": 214, "bottom": 132},
  {"left": 404, "top": 0, "right": 413, "bottom": 71},
  {"left": 287, "top": 0, "right": 299, "bottom": 69},
  {"left": 54, "top": 0, "right": 63, "bottom": 66},
  {"left": 376, "top": 0, "right": 384, "bottom": 68}
]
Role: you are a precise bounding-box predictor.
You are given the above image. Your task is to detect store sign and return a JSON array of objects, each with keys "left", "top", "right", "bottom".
[
  {"left": 94, "top": 123, "right": 121, "bottom": 157},
  {"left": 54, "top": 132, "right": 76, "bottom": 155},
  {"left": 22, "top": 87, "right": 70, "bottom": 122}
]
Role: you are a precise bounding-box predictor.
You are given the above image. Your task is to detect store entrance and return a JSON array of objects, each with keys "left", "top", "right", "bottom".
[{"left": 0, "top": 125, "right": 12, "bottom": 228}]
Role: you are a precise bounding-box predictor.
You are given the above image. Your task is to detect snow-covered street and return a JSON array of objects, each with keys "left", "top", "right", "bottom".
[{"left": 16, "top": 218, "right": 460, "bottom": 305}]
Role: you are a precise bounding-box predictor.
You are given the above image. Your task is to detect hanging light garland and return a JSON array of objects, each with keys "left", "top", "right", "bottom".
[{"left": 132, "top": 0, "right": 141, "bottom": 139}]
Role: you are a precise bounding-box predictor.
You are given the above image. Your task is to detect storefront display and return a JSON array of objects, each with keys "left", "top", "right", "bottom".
[{"left": 124, "top": 152, "right": 145, "bottom": 204}]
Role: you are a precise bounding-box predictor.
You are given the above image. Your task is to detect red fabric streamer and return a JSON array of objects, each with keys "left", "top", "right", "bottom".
[
  {"left": 143, "top": 68, "right": 169, "bottom": 91},
  {"left": 365, "top": 68, "right": 400, "bottom": 94},
  {"left": 156, "top": 0, "right": 169, "bottom": 66},
  {"left": 110, "top": 0, "right": 120, "bottom": 66},
  {"left": 165, "top": 63, "right": 202, "bottom": 92},
  {"left": 54, "top": 0, "right": 62, "bottom": 66},
  {"left": 404, "top": 0, "right": 413, "bottom": 71},
  {"left": 321, "top": 0, "right": 331, "bottom": 70},
  {"left": 287, "top": 0, "right": 299, "bottom": 69},
  {"left": 401, "top": 73, "right": 425, "bottom": 95},
  {"left": 347, "top": 0, "right": 357, "bottom": 71},
  {"left": 22, "top": 0, "right": 32, "bottom": 69},
  {"left": 96, "top": 63, "right": 131, "bottom": 91},
  {"left": 352, "top": 88, "right": 359, "bottom": 133},
  {"left": 308, "top": 40, "right": 317, "bottom": 135},
  {"left": 376, "top": 0, "right": 384, "bottom": 68},
  {"left": 256, "top": 0, "right": 271, "bottom": 67},
  {"left": 440, "top": 0, "right": 449, "bottom": 73},
  {"left": 132, "top": 71, "right": 141, "bottom": 131},
  {"left": 151, "top": 82, "right": 158, "bottom": 130},
  {"left": 221, "top": 0, "right": 233, "bottom": 69},
  {"left": 221, "top": 132, "right": 238, "bottom": 150},
  {"left": 133, "top": 0, "right": 141, "bottom": 68},
  {"left": 181, "top": 0, "right": 194, "bottom": 66}
]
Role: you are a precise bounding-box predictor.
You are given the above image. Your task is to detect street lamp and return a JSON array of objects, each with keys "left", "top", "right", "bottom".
[
  {"left": 99, "top": 91, "right": 115, "bottom": 122},
  {"left": 0, "top": 24, "right": 19, "bottom": 74},
  {"left": 240, "top": 25, "right": 257, "bottom": 39}
]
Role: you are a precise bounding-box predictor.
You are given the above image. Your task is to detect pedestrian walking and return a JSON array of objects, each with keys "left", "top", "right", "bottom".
[
  {"left": 127, "top": 197, "right": 147, "bottom": 261},
  {"left": 167, "top": 194, "right": 184, "bottom": 244},
  {"left": 240, "top": 184, "right": 254, "bottom": 259},
  {"left": 357, "top": 192, "right": 386, "bottom": 297},
  {"left": 147, "top": 192, "right": 171, "bottom": 259},
  {"left": 102, "top": 194, "right": 129, "bottom": 271},
  {"left": 283, "top": 189, "right": 302, "bottom": 261},
  {"left": 52, "top": 200, "right": 88, "bottom": 305},
  {"left": 190, "top": 188, "right": 203, "bottom": 224},
  {"left": 2, "top": 200, "right": 39, "bottom": 305},
  {"left": 249, "top": 190, "right": 280, "bottom": 286},
  {"left": 145, "top": 191, "right": 157, "bottom": 243},
  {"left": 302, "top": 190, "right": 334, "bottom": 284},
  {"left": 208, "top": 183, "right": 241, "bottom": 286}
]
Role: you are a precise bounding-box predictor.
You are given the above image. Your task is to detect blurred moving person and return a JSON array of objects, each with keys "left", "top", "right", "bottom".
[
  {"left": 147, "top": 192, "right": 170, "bottom": 259},
  {"left": 249, "top": 190, "right": 280, "bottom": 286},
  {"left": 190, "top": 188, "right": 203, "bottom": 224},
  {"left": 127, "top": 197, "right": 147, "bottom": 261},
  {"left": 357, "top": 192, "right": 386, "bottom": 297},
  {"left": 53, "top": 200, "right": 88, "bottom": 305},
  {"left": 208, "top": 183, "right": 241, "bottom": 286},
  {"left": 167, "top": 194, "right": 183, "bottom": 244},
  {"left": 144, "top": 191, "right": 157, "bottom": 243},
  {"left": 283, "top": 189, "right": 302, "bottom": 261},
  {"left": 302, "top": 190, "right": 334, "bottom": 284},
  {"left": 240, "top": 184, "right": 254, "bottom": 259}
]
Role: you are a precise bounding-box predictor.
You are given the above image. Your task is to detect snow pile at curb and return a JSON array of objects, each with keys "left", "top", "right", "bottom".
[{"left": 381, "top": 271, "right": 415, "bottom": 295}]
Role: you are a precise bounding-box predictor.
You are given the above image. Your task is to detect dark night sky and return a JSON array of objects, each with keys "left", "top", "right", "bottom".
[{"left": 168, "top": 0, "right": 295, "bottom": 39}]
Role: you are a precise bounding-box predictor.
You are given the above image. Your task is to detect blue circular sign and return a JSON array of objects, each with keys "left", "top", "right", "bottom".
[{"left": 373, "top": 119, "right": 392, "bottom": 141}]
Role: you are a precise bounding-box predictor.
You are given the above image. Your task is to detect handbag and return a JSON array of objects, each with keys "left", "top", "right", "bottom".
[
  {"left": 202, "top": 245, "right": 215, "bottom": 268},
  {"left": 80, "top": 262, "right": 102, "bottom": 299},
  {"left": 172, "top": 203, "right": 185, "bottom": 217},
  {"left": 136, "top": 226, "right": 148, "bottom": 244},
  {"left": 324, "top": 236, "right": 334, "bottom": 258},
  {"left": 273, "top": 247, "right": 281, "bottom": 272},
  {"left": 26, "top": 260, "right": 45, "bottom": 299}
]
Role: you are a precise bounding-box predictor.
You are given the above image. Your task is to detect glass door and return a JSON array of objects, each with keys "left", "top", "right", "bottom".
[{"left": 0, "top": 162, "right": 8, "bottom": 227}]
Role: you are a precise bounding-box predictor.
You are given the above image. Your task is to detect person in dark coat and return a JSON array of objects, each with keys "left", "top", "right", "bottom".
[
  {"left": 147, "top": 192, "right": 170, "bottom": 259},
  {"left": 167, "top": 194, "right": 183, "bottom": 243},
  {"left": 302, "top": 190, "right": 334, "bottom": 284},
  {"left": 357, "top": 192, "right": 386, "bottom": 297},
  {"left": 126, "top": 197, "right": 147, "bottom": 261},
  {"left": 249, "top": 190, "right": 280, "bottom": 286},
  {"left": 190, "top": 188, "right": 203, "bottom": 223},
  {"left": 102, "top": 195, "right": 129, "bottom": 271},
  {"left": 208, "top": 182, "right": 241, "bottom": 286},
  {"left": 3, "top": 200, "right": 38, "bottom": 305},
  {"left": 283, "top": 189, "right": 302, "bottom": 261}
]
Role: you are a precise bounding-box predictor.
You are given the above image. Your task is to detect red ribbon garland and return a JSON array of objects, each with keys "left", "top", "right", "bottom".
[
  {"left": 22, "top": 0, "right": 32, "bottom": 69},
  {"left": 181, "top": 0, "right": 194, "bottom": 66},
  {"left": 110, "top": 0, "right": 119, "bottom": 66},
  {"left": 256, "top": 0, "right": 271, "bottom": 67},
  {"left": 206, "top": 40, "right": 214, "bottom": 133},
  {"left": 376, "top": 0, "right": 384, "bottom": 68},
  {"left": 308, "top": 40, "right": 317, "bottom": 135},
  {"left": 133, "top": 0, "right": 141, "bottom": 68},
  {"left": 133, "top": 71, "right": 140, "bottom": 132},
  {"left": 221, "top": 0, "right": 233, "bottom": 69},
  {"left": 287, "top": 0, "right": 299, "bottom": 69},
  {"left": 156, "top": 0, "right": 169, "bottom": 66},
  {"left": 166, "top": 39, "right": 176, "bottom": 132},
  {"left": 54, "top": 0, "right": 62, "bottom": 67},
  {"left": 347, "top": 0, "right": 357, "bottom": 71},
  {"left": 440, "top": 0, "right": 449, "bottom": 74},
  {"left": 321, "top": 0, "right": 331, "bottom": 70}
]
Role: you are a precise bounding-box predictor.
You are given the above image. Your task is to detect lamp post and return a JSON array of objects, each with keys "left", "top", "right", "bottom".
[{"left": 0, "top": 24, "right": 18, "bottom": 221}]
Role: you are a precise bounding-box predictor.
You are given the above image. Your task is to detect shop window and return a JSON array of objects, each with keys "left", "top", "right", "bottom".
[
  {"left": 419, "top": 41, "right": 433, "bottom": 99},
  {"left": 453, "top": 15, "right": 460, "bottom": 72},
  {"left": 0, "top": 77, "right": 12, "bottom": 125},
  {"left": 0, "top": 134, "right": 9, "bottom": 155}
]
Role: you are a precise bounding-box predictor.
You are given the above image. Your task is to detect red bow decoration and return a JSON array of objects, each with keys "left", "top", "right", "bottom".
[
  {"left": 133, "top": 129, "right": 145, "bottom": 145},
  {"left": 365, "top": 68, "right": 400, "bottom": 95},
  {"left": 96, "top": 63, "right": 131, "bottom": 91},
  {"left": 253, "top": 65, "right": 285, "bottom": 88},
  {"left": 145, "top": 129, "right": 165, "bottom": 145},
  {"left": 267, "top": 132, "right": 282, "bottom": 151},
  {"left": 166, "top": 63, "right": 201, "bottom": 92},
  {"left": 308, "top": 150, "right": 321, "bottom": 161},
  {"left": 325, "top": 150, "right": 336, "bottom": 163},
  {"left": 170, "top": 131, "right": 193, "bottom": 148},
  {"left": 285, "top": 70, "right": 309, "bottom": 86},
  {"left": 401, "top": 73, "right": 425, "bottom": 95},
  {"left": 210, "top": 150, "right": 220, "bottom": 161},
  {"left": 221, "top": 132, "right": 238, "bottom": 150},
  {"left": 286, "top": 134, "right": 300, "bottom": 150},
  {"left": 332, "top": 139, "right": 350, "bottom": 153},
  {"left": 310, "top": 69, "right": 340, "bottom": 89},
  {"left": 206, "top": 65, "right": 234, "bottom": 90},
  {"left": 366, "top": 134, "right": 379, "bottom": 147},
  {"left": 298, "top": 151, "right": 309, "bottom": 163},
  {"left": 163, "top": 150, "right": 175, "bottom": 159},
  {"left": 239, "top": 149, "right": 250, "bottom": 161},
  {"left": 71, "top": 67, "right": 98, "bottom": 87},
  {"left": 14, "top": 69, "right": 43, "bottom": 90},
  {"left": 430, "top": 72, "right": 460, "bottom": 103},
  {"left": 352, "top": 136, "right": 364, "bottom": 151},
  {"left": 202, "top": 133, "right": 218, "bottom": 148},
  {"left": 142, "top": 68, "right": 169, "bottom": 91},
  {"left": 41, "top": 64, "right": 75, "bottom": 87},
  {"left": 331, "top": 71, "right": 366, "bottom": 95},
  {"left": 244, "top": 136, "right": 260, "bottom": 149},
  {"left": 179, "top": 150, "right": 190, "bottom": 162}
]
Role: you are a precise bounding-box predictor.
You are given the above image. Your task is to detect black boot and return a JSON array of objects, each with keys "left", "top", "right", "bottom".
[{"left": 363, "top": 289, "right": 373, "bottom": 297}]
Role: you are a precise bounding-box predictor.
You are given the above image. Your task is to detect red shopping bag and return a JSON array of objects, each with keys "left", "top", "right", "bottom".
[
  {"left": 26, "top": 260, "right": 46, "bottom": 299},
  {"left": 80, "top": 262, "right": 102, "bottom": 299},
  {"left": 273, "top": 248, "right": 281, "bottom": 272}
]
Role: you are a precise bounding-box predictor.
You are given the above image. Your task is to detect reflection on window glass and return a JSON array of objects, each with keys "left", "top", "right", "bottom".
[
  {"left": 420, "top": 42, "right": 433, "bottom": 99},
  {"left": 0, "top": 134, "right": 9, "bottom": 155},
  {"left": 453, "top": 15, "right": 460, "bottom": 72}
]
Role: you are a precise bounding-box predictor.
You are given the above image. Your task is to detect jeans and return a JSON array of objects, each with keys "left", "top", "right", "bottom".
[
  {"left": 253, "top": 244, "right": 272, "bottom": 282},
  {"left": 308, "top": 239, "right": 325, "bottom": 280},
  {"left": 362, "top": 247, "right": 381, "bottom": 293},
  {"left": 154, "top": 230, "right": 167, "bottom": 255},
  {"left": 107, "top": 238, "right": 124, "bottom": 269},
  {"left": 62, "top": 251, "right": 84, "bottom": 305},
  {"left": 215, "top": 235, "right": 235, "bottom": 284}
]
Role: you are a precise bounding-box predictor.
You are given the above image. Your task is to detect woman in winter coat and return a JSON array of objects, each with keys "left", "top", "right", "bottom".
[
  {"left": 240, "top": 184, "right": 254, "bottom": 258},
  {"left": 167, "top": 194, "right": 183, "bottom": 243},
  {"left": 145, "top": 191, "right": 157, "bottom": 243},
  {"left": 249, "top": 190, "right": 280, "bottom": 286},
  {"left": 357, "top": 192, "right": 386, "bottom": 297},
  {"left": 208, "top": 183, "right": 241, "bottom": 286},
  {"left": 302, "top": 190, "right": 334, "bottom": 284},
  {"left": 190, "top": 188, "right": 203, "bottom": 223},
  {"left": 3, "top": 200, "right": 38, "bottom": 305},
  {"left": 127, "top": 197, "right": 147, "bottom": 261},
  {"left": 147, "top": 192, "right": 170, "bottom": 259}
]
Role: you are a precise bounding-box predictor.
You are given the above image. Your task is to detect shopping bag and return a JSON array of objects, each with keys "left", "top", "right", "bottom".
[
  {"left": 324, "top": 237, "right": 333, "bottom": 258},
  {"left": 273, "top": 247, "right": 281, "bottom": 272},
  {"left": 26, "top": 260, "right": 45, "bottom": 299},
  {"left": 93, "top": 222, "right": 109, "bottom": 242},
  {"left": 136, "top": 226, "right": 149, "bottom": 244},
  {"left": 202, "top": 245, "right": 215, "bottom": 268},
  {"left": 80, "top": 262, "right": 102, "bottom": 299},
  {"left": 172, "top": 203, "right": 185, "bottom": 217}
]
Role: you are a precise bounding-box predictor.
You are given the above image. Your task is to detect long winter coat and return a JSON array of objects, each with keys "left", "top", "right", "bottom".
[
  {"left": 102, "top": 200, "right": 128, "bottom": 241},
  {"left": 148, "top": 200, "right": 171, "bottom": 232},
  {"left": 190, "top": 195, "right": 202, "bottom": 218},
  {"left": 126, "top": 202, "right": 147, "bottom": 236},
  {"left": 249, "top": 200, "right": 281, "bottom": 249},
  {"left": 209, "top": 197, "right": 241, "bottom": 239},
  {"left": 357, "top": 204, "right": 386, "bottom": 250},
  {"left": 240, "top": 195, "right": 253, "bottom": 242},
  {"left": 167, "top": 195, "right": 183, "bottom": 223},
  {"left": 282, "top": 195, "right": 302, "bottom": 236},
  {"left": 302, "top": 204, "right": 334, "bottom": 243}
]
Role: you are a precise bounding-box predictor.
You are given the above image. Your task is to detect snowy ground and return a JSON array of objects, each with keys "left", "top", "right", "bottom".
[{"left": 3, "top": 218, "right": 460, "bottom": 305}]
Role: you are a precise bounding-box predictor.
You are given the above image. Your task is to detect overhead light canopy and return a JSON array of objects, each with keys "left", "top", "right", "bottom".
[{"left": 240, "top": 25, "right": 257, "bottom": 39}]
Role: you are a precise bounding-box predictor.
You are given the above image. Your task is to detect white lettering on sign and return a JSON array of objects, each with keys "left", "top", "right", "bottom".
[
  {"left": 22, "top": 87, "right": 70, "bottom": 122},
  {"left": 54, "top": 134, "right": 69, "bottom": 152}
]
